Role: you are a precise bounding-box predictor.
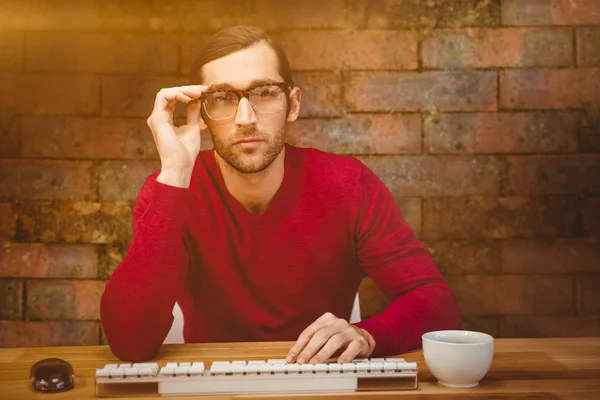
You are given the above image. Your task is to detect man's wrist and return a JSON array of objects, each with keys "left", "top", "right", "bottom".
[
  {"left": 352, "top": 325, "right": 376, "bottom": 356},
  {"left": 157, "top": 167, "right": 193, "bottom": 188}
]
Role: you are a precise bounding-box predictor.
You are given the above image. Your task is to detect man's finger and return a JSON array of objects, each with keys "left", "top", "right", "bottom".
[
  {"left": 336, "top": 339, "right": 364, "bottom": 364},
  {"left": 308, "top": 331, "right": 348, "bottom": 364},
  {"left": 286, "top": 313, "right": 337, "bottom": 363},
  {"left": 296, "top": 319, "right": 347, "bottom": 364},
  {"left": 185, "top": 99, "right": 202, "bottom": 126},
  {"left": 152, "top": 87, "right": 205, "bottom": 113}
]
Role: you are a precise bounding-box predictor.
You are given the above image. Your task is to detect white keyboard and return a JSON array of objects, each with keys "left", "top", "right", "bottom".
[{"left": 95, "top": 358, "right": 418, "bottom": 397}]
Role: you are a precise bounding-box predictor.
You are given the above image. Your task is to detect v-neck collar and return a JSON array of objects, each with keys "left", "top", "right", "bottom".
[{"left": 205, "top": 143, "right": 302, "bottom": 227}]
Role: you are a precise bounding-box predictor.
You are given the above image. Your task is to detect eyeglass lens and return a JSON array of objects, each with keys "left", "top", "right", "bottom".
[{"left": 204, "top": 85, "right": 286, "bottom": 120}]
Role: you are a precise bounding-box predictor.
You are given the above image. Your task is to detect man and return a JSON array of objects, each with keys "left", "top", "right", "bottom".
[{"left": 100, "top": 25, "right": 461, "bottom": 363}]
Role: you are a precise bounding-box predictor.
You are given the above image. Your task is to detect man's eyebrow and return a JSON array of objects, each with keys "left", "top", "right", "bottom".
[{"left": 207, "top": 79, "right": 280, "bottom": 91}]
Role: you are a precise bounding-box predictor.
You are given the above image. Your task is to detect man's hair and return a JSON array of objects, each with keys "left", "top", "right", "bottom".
[{"left": 189, "top": 26, "right": 293, "bottom": 86}]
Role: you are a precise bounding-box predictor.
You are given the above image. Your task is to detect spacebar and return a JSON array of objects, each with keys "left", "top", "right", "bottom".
[{"left": 159, "top": 375, "right": 358, "bottom": 395}]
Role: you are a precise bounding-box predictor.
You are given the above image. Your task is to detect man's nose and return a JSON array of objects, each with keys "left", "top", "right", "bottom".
[{"left": 234, "top": 97, "right": 258, "bottom": 126}]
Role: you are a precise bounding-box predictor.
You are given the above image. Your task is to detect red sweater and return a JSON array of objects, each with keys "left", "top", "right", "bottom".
[{"left": 100, "top": 144, "right": 461, "bottom": 362}]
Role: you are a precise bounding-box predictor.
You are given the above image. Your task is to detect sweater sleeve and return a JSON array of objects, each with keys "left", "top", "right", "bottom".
[
  {"left": 100, "top": 173, "right": 191, "bottom": 362},
  {"left": 352, "top": 164, "right": 461, "bottom": 357}
]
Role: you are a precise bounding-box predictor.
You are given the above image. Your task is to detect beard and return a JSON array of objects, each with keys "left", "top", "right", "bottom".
[{"left": 210, "top": 124, "right": 286, "bottom": 175}]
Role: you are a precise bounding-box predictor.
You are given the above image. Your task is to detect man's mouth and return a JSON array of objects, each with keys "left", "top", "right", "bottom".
[{"left": 233, "top": 138, "right": 264, "bottom": 148}]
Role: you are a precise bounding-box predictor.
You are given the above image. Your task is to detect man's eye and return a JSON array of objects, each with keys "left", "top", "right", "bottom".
[
  {"left": 212, "top": 93, "right": 233, "bottom": 103},
  {"left": 253, "top": 87, "right": 279, "bottom": 97}
]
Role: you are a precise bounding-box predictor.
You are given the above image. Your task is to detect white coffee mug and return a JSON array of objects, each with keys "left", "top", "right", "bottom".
[{"left": 422, "top": 330, "right": 494, "bottom": 388}]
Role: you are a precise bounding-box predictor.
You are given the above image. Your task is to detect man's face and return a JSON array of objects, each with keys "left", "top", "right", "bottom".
[{"left": 201, "top": 42, "right": 300, "bottom": 174}]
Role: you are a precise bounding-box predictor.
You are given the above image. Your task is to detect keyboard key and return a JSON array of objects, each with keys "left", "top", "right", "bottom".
[
  {"left": 300, "top": 364, "right": 314, "bottom": 373},
  {"left": 109, "top": 368, "right": 124, "bottom": 378},
  {"left": 138, "top": 367, "right": 154, "bottom": 376},
  {"left": 267, "top": 359, "right": 287, "bottom": 364},
  {"left": 95, "top": 369, "right": 110, "bottom": 378},
  {"left": 124, "top": 367, "right": 139, "bottom": 377},
  {"left": 175, "top": 366, "right": 189, "bottom": 376},
  {"left": 328, "top": 363, "right": 342, "bottom": 373},
  {"left": 342, "top": 363, "right": 356, "bottom": 372},
  {"left": 133, "top": 363, "right": 158, "bottom": 375},
  {"left": 285, "top": 364, "right": 301, "bottom": 373}
]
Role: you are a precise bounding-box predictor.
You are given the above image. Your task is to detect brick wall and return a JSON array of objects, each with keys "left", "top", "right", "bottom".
[{"left": 0, "top": 0, "right": 599, "bottom": 347}]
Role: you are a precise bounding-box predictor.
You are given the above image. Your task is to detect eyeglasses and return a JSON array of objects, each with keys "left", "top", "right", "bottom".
[{"left": 201, "top": 82, "right": 291, "bottom": 121}]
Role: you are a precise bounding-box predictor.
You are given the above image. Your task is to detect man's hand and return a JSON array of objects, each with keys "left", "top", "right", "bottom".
[
  {"left": 286, "top": 312, "right": 376, "bottom": 365},
  {"left": 146, "top": 85, "right": 208, "bottom": 188}
]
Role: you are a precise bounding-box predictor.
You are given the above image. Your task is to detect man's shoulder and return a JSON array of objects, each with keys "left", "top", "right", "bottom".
[
  {"left": 291, "top": 144, "right": 365, "bottom": 176},
  {"left": 289, "top": 144, "right": 369, "bottom": 192}
]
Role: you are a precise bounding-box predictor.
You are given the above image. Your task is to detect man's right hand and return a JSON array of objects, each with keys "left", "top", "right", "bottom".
[{"left": 146, "top": 85, "right": 208, "bottom": 188}]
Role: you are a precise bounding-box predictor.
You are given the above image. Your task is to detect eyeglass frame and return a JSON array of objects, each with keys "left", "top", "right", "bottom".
[{"left": 199, "top": 81, "right": 292, "bottom": 121}]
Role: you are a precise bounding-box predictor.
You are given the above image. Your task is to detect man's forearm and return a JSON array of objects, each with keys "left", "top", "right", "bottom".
[
  {"left": 100, "top": 180, "right": 191, "bottom": 361},
  {"left": 354, "top": 280, "right": 461, "bottom": 357}
]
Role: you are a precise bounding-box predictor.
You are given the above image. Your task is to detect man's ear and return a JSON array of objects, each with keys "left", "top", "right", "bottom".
[
  {"left": 286, "top": 87, "right": 301, "bottom": 122},
  {"left": 199, "top": 105, "right": 209, "bottom": 131}
]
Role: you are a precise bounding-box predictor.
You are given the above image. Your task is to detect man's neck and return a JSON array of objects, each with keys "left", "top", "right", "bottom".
[{"left": 216, "top": 147, "right": 286, "bottom": 216}]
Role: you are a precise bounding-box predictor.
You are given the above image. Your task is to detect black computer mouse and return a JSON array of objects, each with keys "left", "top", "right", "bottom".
[{"left": 30, "top": 358, "right": 75, "bottom": 393}]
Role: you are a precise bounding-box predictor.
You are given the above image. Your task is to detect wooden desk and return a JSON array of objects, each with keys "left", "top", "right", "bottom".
[{"left": 0, "top": 338, "right": 599, "bottom": 399}]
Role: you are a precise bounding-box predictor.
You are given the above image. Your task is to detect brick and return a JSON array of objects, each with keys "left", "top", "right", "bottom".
[
  {"left": 395, "top": 197, "right": 421, "bottom": 235},
  {"left": 581, "top": 109, "right": 600, "bottom": 152},
  {"left": 507, "top": 155, "right": 600, "bottom": 195},
  {"left": 0, "top": 32, "right": 23, "bottom": 71},
  {"left": 446, "top": 275, "right": 573, "bottom": 315},
  {"left": 0, "top": 203, "right": 16, "bottom": 243},
  {"left": 249, "top": 0, "right": 345, "bottom": 29},
  {"left": 287, "top": 115, "right": 421, "bottom": 155},
  {"left": 0, "top": 280, "right": 23, "bottom": 320},
  {"left": 101, "top": 76, "right": 187, "bottom": 117},
  {"left": 26, "top": 33, "right": 178, "bottom": 74},
  {"left": 26, "top": 280, "right": 105, "bottom": 320},
  {"left": 97, "top": 161, "right": 160, "bottom": 202},
  {"left": 423, "top": 196, "right": 585, "bottom": 240},
  {"left": 15, "top": 201, "right": 133, "bottom": 244},
  {"left": 358, "top": 156, "right": 502, "bottom": 197},
  {"left": 425, "top": 112, "right": 578, "bottom": 154},
  {"left": 295, "top": 72, "right": 342, "bottom": 118},
  {"left": 0, "top": 160, "right": 93, "bottom": 201},
  {"left": 502, "top": 0, "right": 600, "bottom": 25},
  {"left": 98, "top": 246, "right": 125, "bottom": 280},
  {"left": 0, "top": 113, "right": 20, "bottom": 158},
  {"left": 278, "top": 31, "right": 418, "bottom": 70},
  {"left": 500, "top": 69, "right": 600, "bottom": 109},
  {"left": 502, "top": 238, "right": 600, "bottom": 274},
  {"left": 358, "top": 276, "right": 387, "bottom": 318},
  {"left": 21, "top": 117, "right": 158, "bottom": 159},
  {"left": 354, "top": 0, "right": 500, "bottom": 29},
  {"left": 577, "top": 27, "right": 600, "bottom": 67},
  {"left": 0, "top": 321, "right": 100, "bottom": 347},
  {"left": 425, "top": 240, "right": 501, "bottom": 275},
  {"left": 577, "top": 275, "right": 600, "bottom": 314},
  {"left": 345, "top": 71, "right": 497, "bottom": 112},
  {"left": 422, "top": 28, "right": 572, "bottom": 68},
  {"left": 20, "top": 74, "right": 99, "bottom": 115},
  {"left": 0, "top": 245, "right": 98, "bottom": 278},
  {"left": 459, "top": 316, "right": 499, "bottom": 337},
  {"left": 585, "top": 197, "right": 600, "bottom": 237},
  {"left": 500, "top": 316, "right": 600, "bottom": 338}
]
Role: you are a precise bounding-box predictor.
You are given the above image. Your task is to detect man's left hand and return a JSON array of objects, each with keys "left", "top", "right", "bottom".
[{"left": 286, "top": 312, "right": 376, "bottom": 364}]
